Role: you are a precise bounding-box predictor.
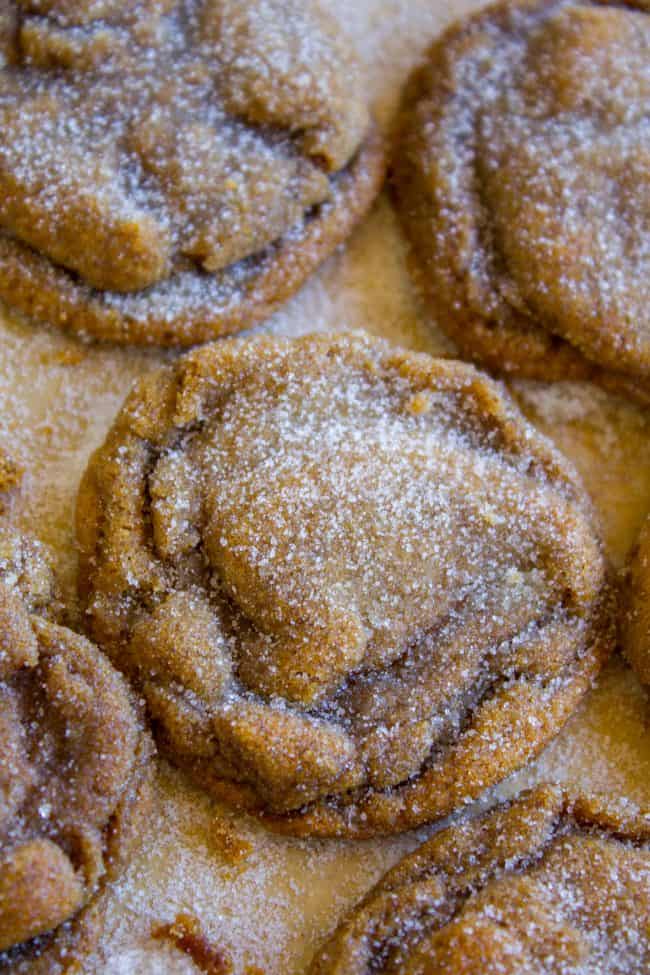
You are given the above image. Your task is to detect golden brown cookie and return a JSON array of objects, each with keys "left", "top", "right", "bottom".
[
  {"left": 0, "top": 0, "right": 384, "bottom": 346},
  {"left": 309, "top": 783, "right": 650, "bottom": 974},
  {"left": 0, "top": 525, "right": 154, "bottom": 974},
  {"left": 392, "top": 0, "right": 650, "bottom": 406},
  {"left": 621, "top": 515, "right": 650, "bottom": 686},
  {"left": 77, "top": 333, "right": 614, "bottom": 838}
]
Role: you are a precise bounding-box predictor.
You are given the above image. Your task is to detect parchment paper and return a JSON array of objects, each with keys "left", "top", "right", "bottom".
[{"left": 0, "top": 2, "right": 648, "bottom": 972}]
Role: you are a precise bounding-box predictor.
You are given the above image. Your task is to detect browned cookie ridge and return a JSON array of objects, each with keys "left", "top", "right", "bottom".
[
  {"left": 0, "top": 524, "right": 154, "bottom": 974},
  {"left": 621, "top": 515, "right": 650, "bottom": 686},
  {"left": 76, "top": 333, "right": 614, "bottom": 838},
  {"left": 392, "top": 0, "right": 650, "bottom": 405},
  {"left": 0, "top": 0, "right": 384, "bottom": 346},
  {"left": 309, "top": 784, "right": 650, "bottom": 974}
]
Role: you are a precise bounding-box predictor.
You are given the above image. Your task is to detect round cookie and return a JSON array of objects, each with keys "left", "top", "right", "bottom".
[
  {"left": 0, "top": 0, "right": 384, "bottom": 346},
  {"left": 0, "top": 525, "right": 154, "bottom": 973},
  {"left": 621, "top": 515, "right": 650, "bottom": 686},
  {"left": 76, "top": 332, "right": 614, "bottom": 838},
  {"left": 392, "top": 0, "right": 650, "bottom": 406},
  {"left": 309, "top": 784, "right": 650, "bottom": 974}
]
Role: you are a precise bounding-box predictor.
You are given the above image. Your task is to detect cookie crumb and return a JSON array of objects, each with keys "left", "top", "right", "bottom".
[
  {"left": 0, "top": 450, "right": 23, "bottom": 498},
  {"left": 405, "top": 390, "right": 432, "bottom": 415},
  {"left": 209, "top": 816, "right": 254, "bottom": 867},
  {"left": 152, "top": 913, "right": 233, "bottom": 974}
]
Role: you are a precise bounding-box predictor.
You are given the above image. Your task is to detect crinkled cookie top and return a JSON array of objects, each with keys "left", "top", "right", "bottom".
[
  {"left": 310, "top": 785, "right": 650, "bottom": 975},
  {"left": 0, "top": 525, "right": 149, "bottom": 966},
  {"left": 393, "top": 0, "right": 650, "bottom": 399},
  {"left": 77, "top": 333, "right": 613, "bottom": 836},
  {"left": 0, "top": 0, "right": 370, "bottom": 293}
]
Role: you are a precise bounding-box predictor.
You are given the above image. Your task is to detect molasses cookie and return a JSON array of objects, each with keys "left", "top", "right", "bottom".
[
  {"left": 77, "top": 333, "right": 614, "bottom": 838},
  {"left": 0, "top": 0, "right": 383, "bottom": 346},
  {"left": 310, "top": 784, "right": 650, "bottom": 974},
  {"left": 0, "top": 524, "right": 154, "bottom": 973},
  {"left": 622, "top": 515, "right": 650, "bottom": 686},
  {"left": 393, "top": 0, "right": 650, "bottom": 405}
]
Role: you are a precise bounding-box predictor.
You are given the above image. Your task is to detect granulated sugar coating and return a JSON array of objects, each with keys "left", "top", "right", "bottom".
[
  {"left": 77, "top": 333, "right": 614, "bottom": 836},
  {"left": 310, "top": 784, "right": 650, "bottom": 975},
  {"left": 0, "top": 515, "right": 154, "bottom": 974},
  {"left": 0, "top": 0, "right": 384, "bottom": 345},
  {"left": 393, "top": 0, "right": 650, "bottom": 405},
  {"left": 0, "top": 0, "right": 648, "bottom": 972}
]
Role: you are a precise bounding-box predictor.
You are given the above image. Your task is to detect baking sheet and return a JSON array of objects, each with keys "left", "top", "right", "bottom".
[{"left": 0, "top": 2, "right": 648, "bottom": 972}]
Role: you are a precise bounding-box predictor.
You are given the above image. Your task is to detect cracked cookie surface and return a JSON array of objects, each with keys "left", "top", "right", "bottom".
[
  {"left": 310, "top": 784, "right": 650, "bottom": 974},
  {"left": 77, "top": 333, "right": 614, "bottom": 837},
  {"left": 392, "top": 0, "right": 650, "bottom": 405},
  {"left": 0, "top": 0, "right": 383, "bottom": 345},
  {"left": 0, "top": 524, "right": 154, "bottom": 974}
]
